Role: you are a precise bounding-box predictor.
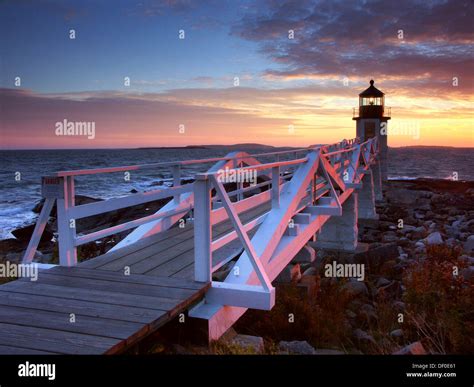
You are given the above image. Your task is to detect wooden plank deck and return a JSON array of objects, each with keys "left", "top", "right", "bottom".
[
  {"left": 80, "top": 203, "right": 270, "bottom": 279},
  {"left": 0, "top": 269, "right": 208, "bottom": 354},
  {"left": 0, "top": 203, "right": 269, "bottom": 355}
]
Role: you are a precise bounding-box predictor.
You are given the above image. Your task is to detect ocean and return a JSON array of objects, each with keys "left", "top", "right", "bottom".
[{"left": 0, "top": 146, "right": 473, "bottom": 239}]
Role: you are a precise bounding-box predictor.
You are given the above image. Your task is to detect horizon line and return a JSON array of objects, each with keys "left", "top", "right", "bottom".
[{"left": 1, "top": 144, "right": 473, "bottom": 151}]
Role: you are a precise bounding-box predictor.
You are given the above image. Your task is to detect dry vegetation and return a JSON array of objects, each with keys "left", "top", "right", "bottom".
[{"left": 402, "top": 244, "right": 474, "bottom": 353}]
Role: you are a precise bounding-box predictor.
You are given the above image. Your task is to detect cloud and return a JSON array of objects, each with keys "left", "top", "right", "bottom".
[
  {"left": 231, "top": 0, "right": 474, "bottom": 91},
  {"left": 2, "top": 82, "right": 472, "bottom": 149},
  {"left": 0, "top": 88, "right": 296, "bottom": 149}
]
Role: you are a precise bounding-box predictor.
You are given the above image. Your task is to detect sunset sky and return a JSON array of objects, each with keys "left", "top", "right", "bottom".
[{"left": 1, "top": 0, "right": 473, "bottom": 149}]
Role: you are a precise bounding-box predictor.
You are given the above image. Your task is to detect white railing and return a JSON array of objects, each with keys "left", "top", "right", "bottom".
[
  {"left": 22, "top": 136, "right": 380, "bottom": 311},
  {"left": 22, "top": 147, "right": 312, "bottom": 265},
  {"left": 191, "top": 136, "right": 379, "bottom": 310}
]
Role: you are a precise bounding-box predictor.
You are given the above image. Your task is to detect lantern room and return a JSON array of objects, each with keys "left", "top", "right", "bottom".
[
  {"left": 353, "top": 79, "right": 390, "bottom": 182},
  {"left": 355, "top": 80, "right": 390, "bottom": 119}
]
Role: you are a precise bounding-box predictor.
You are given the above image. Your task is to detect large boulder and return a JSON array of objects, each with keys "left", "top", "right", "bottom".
[
  {"left": 399, "top": 225, "right": 417, "bottom": 234},
  {"left": 353, "top": 243, "right": 399, "bottom": 267},
  {"left": 353, "top": 329, "right": 376, "bottom": 344},
  {"left": 376, "top": 277, "right": 391, "bottom": 288},
  {"left": 0, "top": 238, "right": 26, "bottom": 254},
  {"left": 275, "top": 264, "right": 301, "bottom": 283},
  {"left": 4, "top": 252, "right": 22, "bottom": 263},
  {"left": 376, "top": 280, "right": 402, "bottom": 299},
  {"left": 382, "top": 231, "right": 398, "bottom": 243},
  {"left": 424, "top": 232, "right": 443, "bottom": 245},
  {"left": 411, "top": 226, "right": 427, "bottom": 239},
  {"left": 463, "top": 235, "right": 474, "bottom": 253},
  {"left": 279, "top": 340, "right": 316, "bottom": 355},
  {"left": 291, "top": 244, "right": 316, "bottom": 264},
  {"left": 231, "top": 334, "right": 264, "bottom": 353},
  {"left": 358, "top": 303, "right": 377, "bottom": 323},
  {"left": 343, "top": 280, "right": 368, "bottom": 297},
  {"left": 385, "top": 189, "right": 421, "bottom": 205},
  {"left": 390, "top": 329, "right": 403, "bottom": 338},
  {"left": 460, "top": 266, "right": 474, "bottom": 281},
  {"left": 11, "top": 224, "right": 54, "bottom": 248},
  {"left": 393, "top": 341, "right": 427, "bottom": 355},
  {"left": 302, "top": 266, "right": 317, "bottom": 276}
]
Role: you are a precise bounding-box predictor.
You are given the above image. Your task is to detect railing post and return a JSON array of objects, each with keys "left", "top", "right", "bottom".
[
  {"left": 173, "top": 165, "right": 181, "bottom": 204},
  {"left": 340, "top": 152, "right": 348, "bottom": 182},
  {"left": 235, "top": 160, "right": 243, "bottom": 202},
  {"left": 57, "top": 176, "right": 77, "bottom": 266},
  {"left": 272, "top": 166, "right": 280, "bottom": 209},
  {"left": 194, "top": 174, "right": 212, "bottom": 282}
]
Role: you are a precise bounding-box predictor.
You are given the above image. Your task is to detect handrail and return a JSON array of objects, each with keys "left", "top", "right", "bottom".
[
  {"left": 75, "top": 204, "right": 192, "bottom": 246},
  {"left": 54, "top": 139, "right": 354, "bottom": 178},
  {"left": 22, "top": 136, "right": 369, "bottom": 269},
  {"left": 201, "top": 156, "right": 309, "bottom": 177},
  {"left": 55, "top": 147, "right": 313, "bottom": 177},
  {"left": 322, "top": 138, "right": 374, "bottom": 157},
  {"left": 193, "top": 136, "right": 379, "bottom": 290},
  {"left": 69, "top": 184, "right": 193, "bottom": 220}
]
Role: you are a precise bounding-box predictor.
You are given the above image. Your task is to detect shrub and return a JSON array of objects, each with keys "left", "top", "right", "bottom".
[
  {"left": 403, "top": 244, "right": 474, "bottom": 353},
  {"left": 235, "top": 276, "right": 353, "bottom": 351}
]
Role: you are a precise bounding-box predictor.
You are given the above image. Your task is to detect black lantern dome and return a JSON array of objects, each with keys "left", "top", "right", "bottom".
[{"left": 354, "top": 80, "right": 390, "bottom": 119}]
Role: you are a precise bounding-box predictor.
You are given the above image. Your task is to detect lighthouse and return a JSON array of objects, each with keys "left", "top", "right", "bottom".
[{"left": 353, "top": 80, "right": 390, "bottom": 181}]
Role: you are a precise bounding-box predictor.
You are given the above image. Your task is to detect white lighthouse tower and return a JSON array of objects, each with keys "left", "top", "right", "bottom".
[{"left": 353, "top": 80, "right": 390, "bottom": 181}]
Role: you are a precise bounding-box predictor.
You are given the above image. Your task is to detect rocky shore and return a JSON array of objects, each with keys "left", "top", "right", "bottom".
[
  {"left": 141, "top": 178, "right": 474, "bottom": 355},
  {"left": 1, "top": 179, "right": 473, "bottom": 354},
  {"left": 220, "top": 178, "right": 474, "bottom": 355}
]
